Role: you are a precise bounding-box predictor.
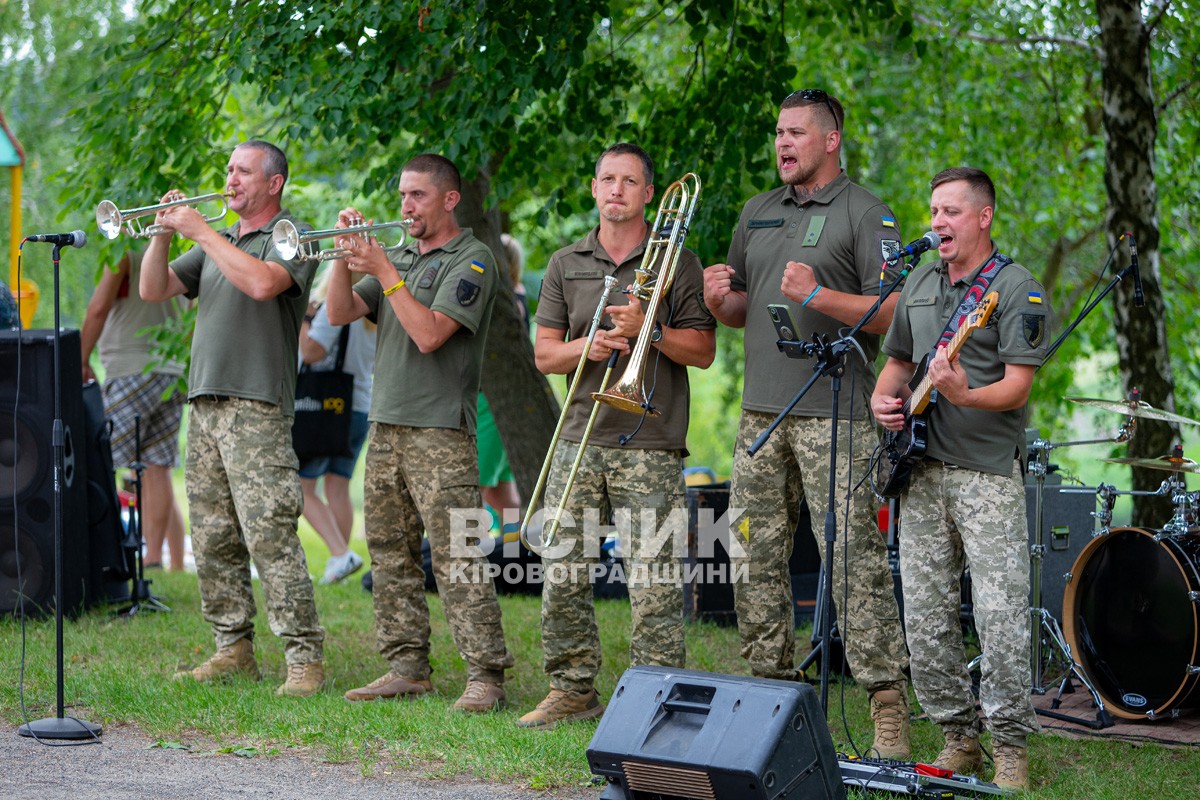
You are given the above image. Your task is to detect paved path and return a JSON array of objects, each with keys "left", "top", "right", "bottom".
[{"left": 3, "top": 722, "right": 599, "bottom": 799}]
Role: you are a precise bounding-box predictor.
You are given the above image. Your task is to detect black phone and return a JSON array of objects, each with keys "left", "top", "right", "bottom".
[{"left": 767, "top": 303, "right": 798, "bottom": 342}]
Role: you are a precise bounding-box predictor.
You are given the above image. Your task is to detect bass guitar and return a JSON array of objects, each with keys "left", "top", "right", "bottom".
[{"left": 874, "top": 291, "right": 999, "bottom": 498}]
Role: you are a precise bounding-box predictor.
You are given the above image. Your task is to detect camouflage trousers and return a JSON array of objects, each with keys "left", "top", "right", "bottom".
[
  {"left": 730, "top": 410, "right": 909, "bottom": 692},
  {"left": 900, "top": 460, "right": 1040, "bottom": 746},
  {"left": 186, "top": 398, "right": 324, "bottom": 665},
  {"left": 538, "top": 442, "right": 686, "bottom": 692},
  {"left": 363, "top": 423, "right": 512, "bottom": 684}
]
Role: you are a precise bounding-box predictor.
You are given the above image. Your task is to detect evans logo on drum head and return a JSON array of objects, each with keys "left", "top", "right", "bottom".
[{"left": 1122, "top": 693, "right": 1149, "bottom": 708}]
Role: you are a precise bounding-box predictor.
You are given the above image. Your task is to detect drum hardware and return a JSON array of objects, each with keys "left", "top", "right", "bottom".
[{"left": 1023, "top": 432, "right": 1126, "bottom": 729}]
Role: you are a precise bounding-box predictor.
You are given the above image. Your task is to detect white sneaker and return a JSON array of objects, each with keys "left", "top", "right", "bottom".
[{"left": 320, "top": 550, "right": 364, "bottom": 585}]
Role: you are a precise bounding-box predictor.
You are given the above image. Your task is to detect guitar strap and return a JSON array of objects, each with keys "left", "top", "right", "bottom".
[{"left": 934, "top": 251, "right": 1012, "bottom": 350}]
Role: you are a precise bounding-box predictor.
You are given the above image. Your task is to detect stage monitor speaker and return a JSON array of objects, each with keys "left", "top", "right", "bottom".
[
  {"left": 588, "top": 666, "right": 846, "bottom": 800},
  {"left": 0, "top": 329, "right": 92, "bottom": 617}
]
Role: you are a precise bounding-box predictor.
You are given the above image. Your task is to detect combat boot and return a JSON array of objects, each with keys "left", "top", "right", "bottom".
[
  {"left": 276, "top": 661, "right": 325, "bottom": 697},
  {"left": 453, "top": 680, "right": 506, "bottom": 712},
  {"left": 992, "top": 743, "right": 1029, "bottom": 791},
  {"left": 516, "top": 688, "right": 604, "bottom": 730},
  {"left": 932, "top": 730, "right": 983, "bottom": 776},
  {"left": 868, "top": 688, "right": 911, "bottom": 759},
  {"left": 173, "top": 638, "right": 261, "bottom": 683}
]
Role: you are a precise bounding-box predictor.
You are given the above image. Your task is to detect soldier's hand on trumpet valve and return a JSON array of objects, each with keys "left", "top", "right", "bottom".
[
  {"left": 703, "top": 263, "right": 736, "bottom": 310},
  {"left": 150, "top": 189, "right": 188, "bottom": 237},
  {"left": 605, "top": 285, "right": 647, "bottom": 338},
  {"left": 586, "top": 328, "right": 630, "bottom": 362}
]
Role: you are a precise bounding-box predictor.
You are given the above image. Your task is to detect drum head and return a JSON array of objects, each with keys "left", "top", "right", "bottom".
[{"left": 1064, "top": 528, "right": 1200, "bottom": 718}]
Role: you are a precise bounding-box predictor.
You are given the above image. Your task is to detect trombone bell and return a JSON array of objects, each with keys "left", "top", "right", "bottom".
[{"left": 591, "top": 381, "right": 658, "bottom": 416}]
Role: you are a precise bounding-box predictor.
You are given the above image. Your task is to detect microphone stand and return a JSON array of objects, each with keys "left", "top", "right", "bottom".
[
  {"left": 748, "top": 258, "right": 912, "bottom": 714},
  {"left": 1042, "top": 257, "right": 1138, "bottom": 362},
  {"left": 18, "top": 243, "right": 102, "bottom": 740}
]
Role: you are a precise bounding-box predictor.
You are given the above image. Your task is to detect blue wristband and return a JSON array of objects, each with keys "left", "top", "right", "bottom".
[{"left": 802, "top": 285, "right": 822, "bottom": 307}]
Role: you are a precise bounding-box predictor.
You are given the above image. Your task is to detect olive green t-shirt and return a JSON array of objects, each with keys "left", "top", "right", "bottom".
[
  {"left": 171, "top": 210, "right": 315, "bottom": 415},
  {"left": 534, "top": 226, "right": 715, "bottom": 450},
  {"left": 883, "top": 250, "right": 1052, "bottom": 475},
  {"left": 356, "top": 229, "right": 497, "bottom": 433},
  {"left": 727, "top": 172, "right": 906, "bottom": 419}
]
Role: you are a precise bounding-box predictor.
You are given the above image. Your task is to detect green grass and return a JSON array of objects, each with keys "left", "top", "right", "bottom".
[{"left": 3, "top": 557, "right": 1199, "bottom": 796}]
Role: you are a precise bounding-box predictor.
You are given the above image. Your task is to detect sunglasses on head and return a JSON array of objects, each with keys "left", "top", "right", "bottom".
[{"left": 785, "top": 89, "right": 840, "bottom": 131}]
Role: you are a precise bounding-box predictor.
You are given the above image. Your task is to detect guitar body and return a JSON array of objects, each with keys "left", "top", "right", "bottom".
[
  {"left": 874, "top": 291, "right": 999, "bottom": 499},
  {"left": 876, "top": 367, "right": 932, "bottom": 498}
]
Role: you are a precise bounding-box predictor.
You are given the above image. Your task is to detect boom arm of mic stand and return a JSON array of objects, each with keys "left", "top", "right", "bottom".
[
  {"left": 1043, "top": 261, "right": 1137, "bottom": 364},
  {"left": 748, "top": 258, "right": 913, "bottom": 456}
]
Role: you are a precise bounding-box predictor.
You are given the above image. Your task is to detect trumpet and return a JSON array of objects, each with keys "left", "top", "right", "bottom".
[
  {"left": 272, "top": 218, "right": 413, "bottom": 262},
  {"left": 593, "top": 172, "right": 701, "bottom": 415},
  {"left": 95, "top": 192, "right": 231, "bottom": 239}
]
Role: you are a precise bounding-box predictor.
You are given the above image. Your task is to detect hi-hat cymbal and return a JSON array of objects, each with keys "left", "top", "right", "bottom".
[
  {"left": 1066, "top": 396, "right": 1200, "bottom": 426},
  {"left": 1103, "top": 455, "right": 1200, "bottom": 474}
]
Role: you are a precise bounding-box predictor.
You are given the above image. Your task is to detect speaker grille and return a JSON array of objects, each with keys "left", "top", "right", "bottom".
[
  {"left": 0, "top": 411, "right": 44, "bottom": 499},
  {"left": 623, "top": 760, "right": 717, "bottom": 799}
]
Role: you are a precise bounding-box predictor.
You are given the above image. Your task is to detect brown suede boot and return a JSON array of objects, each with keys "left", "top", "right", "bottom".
[
  {"left": 516, "top": 688, "right": 604, "bottom": 730},
  {"left": 276, "top": 661, "right": 325, "bottom": 697},
  {"left": 868, "top": 688, "right": 912, "bottom": 759},
  {"left": 343, "top": 672, "right": 434, "bottom": 702},
  {"left": 932, "top": 730, "right": 984, "bottom": 776},
  {"left": 173, "top": 638, "right": 260, "bottom": 683},
  {"left": 992, "top": 743, "right": 1030, "bottom": 791},
  {"left": 453, "top": 680, "right": 506, "bottom": 713}
]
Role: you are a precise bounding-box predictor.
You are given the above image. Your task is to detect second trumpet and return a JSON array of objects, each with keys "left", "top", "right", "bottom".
[{"left": 272, "top": 218, "right": 413, "bottom": 262}]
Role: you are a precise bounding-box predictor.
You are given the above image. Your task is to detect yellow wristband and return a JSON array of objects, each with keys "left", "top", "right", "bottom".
[{"left": 382, "top": 279, "right": 405, "bottom": 296}]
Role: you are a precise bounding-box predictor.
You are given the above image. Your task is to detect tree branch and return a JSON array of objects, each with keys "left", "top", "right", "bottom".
[
  {"left": 913, "top": 13, "right": 1100, "bottom": 56},
  {"left": 1145, "top": 0, "right": 1172, "bottom": 37},
  {"left": 1157, "top": 78, "right": 1198, "bottom": 115}
]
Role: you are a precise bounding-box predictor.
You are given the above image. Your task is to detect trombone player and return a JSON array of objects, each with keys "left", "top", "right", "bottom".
[
  {"left": 139, "top": 140, "right": 327, "bottom": 697},
  {"left": 517, "top": 143, "right": 715, "bottom": 730}
]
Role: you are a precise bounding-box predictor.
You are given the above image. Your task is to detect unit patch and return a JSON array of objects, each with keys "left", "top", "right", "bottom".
[
  {"left": 456, "top": 278, "right": 481, "bottom": 306},
  {"left": 1023, "top": 313, "right": 1046, "bottom": 348}
]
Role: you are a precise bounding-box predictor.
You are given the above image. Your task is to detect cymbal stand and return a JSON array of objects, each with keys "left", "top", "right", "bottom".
[{"left": 1025, "top": 432, "right": 1118, "bottom": 729}]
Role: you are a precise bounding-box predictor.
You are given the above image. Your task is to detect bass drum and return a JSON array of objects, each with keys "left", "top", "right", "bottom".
[{"left": 1063, "top": 527, "right": 1200, "bottom": 720}]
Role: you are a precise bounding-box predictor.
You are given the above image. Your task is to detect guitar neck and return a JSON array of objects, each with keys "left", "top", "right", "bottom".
[{"left": 904, "top": 316, "right": 979, "bottom": 417}]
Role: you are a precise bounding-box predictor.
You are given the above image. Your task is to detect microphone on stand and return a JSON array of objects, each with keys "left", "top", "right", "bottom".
[
  {"left": 24, "top": 231, "right": 88, "bottom": 248},
  {"left": 886, "top": 231, "right": 941, "bottom": 263},
  {"left": 1125, "top": 233, "right": 1145, "bottom": 308}
]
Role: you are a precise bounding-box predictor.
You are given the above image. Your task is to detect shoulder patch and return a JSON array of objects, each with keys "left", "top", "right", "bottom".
[
  {"left": 456, "top": 278, "right": 482, "bottom": 307},
  {"left": 1022, "top": 313, "right": 1046, "bottom": 348},
  {"left": 881, "top": 239, "right": 901, "bottom": 262}
]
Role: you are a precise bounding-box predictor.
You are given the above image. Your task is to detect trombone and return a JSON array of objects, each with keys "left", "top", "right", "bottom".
[
  {"left": 519, "top": 172, "right": 702, "bottom": 551},
  {"left": 593, "top": 173, "right": 701, "bottom": 415},
  {"left": 519, "top": 276, "right": 621, "bottom": 551},
  {"left": 95, "top": 192, "right": 231, "bottom": 239},
  {"left": 272, "top": 218, "right": 413, "bottom": 262}
]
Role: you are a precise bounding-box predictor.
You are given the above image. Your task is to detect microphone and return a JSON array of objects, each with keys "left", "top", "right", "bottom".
[
  {"left": 24, "top": 230, "right": 88, "bottom": 248},
  {"left": 1126, "top": 233, "right": 1144, "bottom": 308},
  {"left": 887, "top": 231, "right": 941, "bottom": 263}
]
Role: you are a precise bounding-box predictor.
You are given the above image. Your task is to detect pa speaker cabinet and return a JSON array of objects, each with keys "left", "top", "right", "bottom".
[
  {"left": 1025, "top": 482, "right": 1094, "bottom": 623},
  {"left": 0, "top": 329, "right": 92, "bottom": 616},
  {"left": 588, "top": 666, "right": 846, "bottom": 800}
]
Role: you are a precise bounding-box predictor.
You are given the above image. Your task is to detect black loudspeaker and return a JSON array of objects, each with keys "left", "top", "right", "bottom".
[
  {"left": 80, "top": 381, "right": 131, "bottom": 604},
  {"left": 0, "top": 329, "right": 92, "bottom": 616},
  {"left": 1025, "top": 481, "right": 1094, "bottom": 623},
  {"left": 684, "top": 483, "right": 819, "bottom": 627},
  {"left": 588, "top": 666, "right": 846, "bottom": 800}
]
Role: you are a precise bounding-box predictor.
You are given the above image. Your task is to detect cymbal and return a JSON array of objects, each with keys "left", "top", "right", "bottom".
[
  {"left": 1103, "top": 455, "right": 1200, "bottom": 474},
  {"left": 1066, "top": 396, "right": 1200, "bottom": 426}
]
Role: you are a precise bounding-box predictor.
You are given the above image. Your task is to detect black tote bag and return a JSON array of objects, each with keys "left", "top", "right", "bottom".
[{"left": 292, "top": 323, "right": 354, "bottom": 460}]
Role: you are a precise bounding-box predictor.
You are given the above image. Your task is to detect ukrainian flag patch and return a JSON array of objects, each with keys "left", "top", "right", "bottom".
[
  {"left": 882, "top": 215, "right": 896, "bottom": 229},
  {"left": 1027, "top": 292, "right": 1043, "bottom": 304},
  {"left": 470, "top": 260, "right": 486, "bottom": 273}
]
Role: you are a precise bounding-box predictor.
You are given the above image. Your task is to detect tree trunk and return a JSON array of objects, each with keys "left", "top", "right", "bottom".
[
  {"left": 457, "top": 167, "right": 559, "bottom": 508},
  {"left": 1096, "top": 0, "right": 1177, "bottom": 526}
]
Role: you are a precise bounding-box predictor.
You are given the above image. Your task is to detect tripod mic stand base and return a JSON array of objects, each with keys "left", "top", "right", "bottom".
[{"left": 18, "top": 716, "right": 103, "bottom": 739}]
